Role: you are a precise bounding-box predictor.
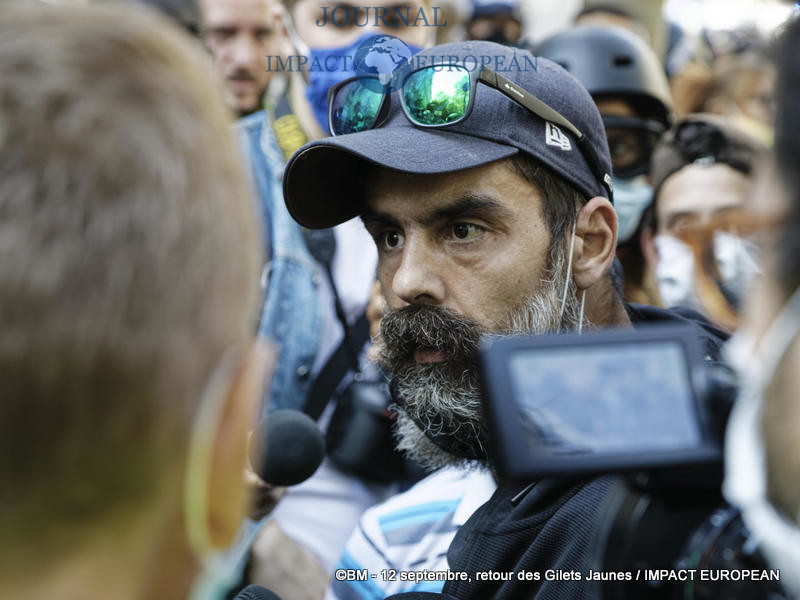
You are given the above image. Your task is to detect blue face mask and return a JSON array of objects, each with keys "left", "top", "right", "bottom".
[
  {"left": 305, "top": 34, "right": 422, "bottom": 135},
  {"left": 612, "top": 175, "right": 653, "bottom": 245}
]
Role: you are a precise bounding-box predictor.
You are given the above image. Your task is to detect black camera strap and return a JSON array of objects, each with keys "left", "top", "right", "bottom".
[
  {"left": 303, "top": 313, "right": 369, "bottom": 421},
  {"left": 301, "top": 227, "right": 370, "bottom": 421}
]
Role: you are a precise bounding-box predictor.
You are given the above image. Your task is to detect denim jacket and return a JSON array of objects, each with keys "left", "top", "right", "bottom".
[{"left": 235, "top": 111, "right": 322, "bottom": 415}]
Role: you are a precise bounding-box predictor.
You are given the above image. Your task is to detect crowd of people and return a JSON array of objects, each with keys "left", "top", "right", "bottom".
[{"left": 1, "top": 0, "right": 799, "bottom": 599}]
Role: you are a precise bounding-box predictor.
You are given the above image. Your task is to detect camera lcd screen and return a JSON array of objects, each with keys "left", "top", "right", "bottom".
[
  {"left": 479, "top": 325, "right": 720, "bottom": 479},
  {"left": 508, "top": 341, "right": 701, "bottom": 456}
]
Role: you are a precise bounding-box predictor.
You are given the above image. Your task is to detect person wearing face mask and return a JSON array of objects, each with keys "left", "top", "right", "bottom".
[
  {"left": 268, "top": 0, "right": 430, "bottom": 147},
  {"left": 640, "top": 114, "right": 765, "bottom": 328},
  {"left": 231, "top": 1, "right": 432, "bottom": 597},
  {"left": 535, "top": 24, "right": 672, "bottom": 306},
  {"left": 725, "top": 15, "right": 800, "bottom": 596},
  {"left": 0, "top": 5, "right": 270, "bottom": 600}
]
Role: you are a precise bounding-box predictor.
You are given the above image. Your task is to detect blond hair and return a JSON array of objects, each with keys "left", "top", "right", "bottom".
[{"left": 0, "top": 1, "right": 261, "bottom": 559}]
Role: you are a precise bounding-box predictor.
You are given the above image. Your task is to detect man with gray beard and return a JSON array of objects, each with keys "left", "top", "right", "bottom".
[
  {"left": 283, "top": 41, "right": 728, "bottom": 599},
  {"left": 379, "top": 240, "right": 579, "bottom": 472}
]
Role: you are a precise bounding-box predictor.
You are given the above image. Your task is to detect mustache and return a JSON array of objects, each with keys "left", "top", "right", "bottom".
[
  {"left": 376, "top": 304, "right": 484, "bottom": 366},
  {"left": 377, "top": 304, "right": 488, "bottom": 466},
  {"left": 226, "top": 68, "right": 256, "bottom": 81}
]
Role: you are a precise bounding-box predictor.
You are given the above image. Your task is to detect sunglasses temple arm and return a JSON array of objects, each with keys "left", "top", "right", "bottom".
[
  {"left": 481, "top": 69, "right": 582, "bottom": 137},
  {"left": 481, "top": 68, "right": 614, "bottom": 202}
]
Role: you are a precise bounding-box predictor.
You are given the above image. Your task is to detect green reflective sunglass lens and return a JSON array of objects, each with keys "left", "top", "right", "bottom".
[
  {"left": 403, "top": 67, "right": 470, "bottom": 126},
  {"left": 331, "top": 80, "right": 384, "bottom": 135}
]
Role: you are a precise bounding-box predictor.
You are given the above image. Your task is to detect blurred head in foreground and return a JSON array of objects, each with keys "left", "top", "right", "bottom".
[
  {"left": 0, "top": 3, "right": 265, "bottom": 599},
  {"left": 724, "top": 15, "right": 800, "bottom": 597}
]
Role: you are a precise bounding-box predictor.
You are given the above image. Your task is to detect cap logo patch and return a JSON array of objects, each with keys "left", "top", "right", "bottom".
[{"left": 545, "top": 122, "right": 571, "bottom": 151}]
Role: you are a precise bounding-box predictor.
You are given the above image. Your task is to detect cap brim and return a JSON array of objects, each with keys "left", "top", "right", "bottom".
[{"left": 283, "top": 126, "right": 519, "bottom": 229}]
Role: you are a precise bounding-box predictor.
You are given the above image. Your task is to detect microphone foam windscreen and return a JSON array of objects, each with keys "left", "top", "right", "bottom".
[{"left": 248, "top": 409, "right": 325, "bottom": 486}]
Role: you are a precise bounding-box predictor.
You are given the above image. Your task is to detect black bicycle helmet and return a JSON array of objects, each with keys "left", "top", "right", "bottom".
[{"left": 535, "top": 24, "right": 673, "bottom": 126}]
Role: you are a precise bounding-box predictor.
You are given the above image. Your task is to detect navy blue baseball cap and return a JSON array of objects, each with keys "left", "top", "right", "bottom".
[{"left": 283, "top": 41, "right": 613, "bottom": 229}]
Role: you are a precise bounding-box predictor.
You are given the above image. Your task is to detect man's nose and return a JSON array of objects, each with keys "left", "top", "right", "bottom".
[
  {"left": 229, "top": 33, "right": 260, "bottom": 68},
  {"left": 391, "top": 236, "right": 446, "bottom": 306}
]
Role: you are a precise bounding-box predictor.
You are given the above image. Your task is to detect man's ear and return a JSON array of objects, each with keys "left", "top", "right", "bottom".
[
  {"left": 572, "top": 196, "right": 617, "bottom": 290},
  {"left": 206, "top": 341, "right": 274, "bottom": 549}
]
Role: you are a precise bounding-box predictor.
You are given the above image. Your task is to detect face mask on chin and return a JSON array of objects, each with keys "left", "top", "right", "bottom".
[
  {"left": 613, "top": 175, "right": 652, "bottom": 245},
  {"left": 304, "top": 34, "right": 422, "bottom": 135},
  {"left": 724, "top": 285, "right": 800, "bottom": 597}
]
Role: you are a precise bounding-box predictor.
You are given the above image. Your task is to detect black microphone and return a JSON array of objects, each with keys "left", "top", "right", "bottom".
[
  {"left": 234, "top": 584, "right": 283, "bottom": 600},
  {"left": 248, "top": 409, "right": 325, "bottom": 486}
]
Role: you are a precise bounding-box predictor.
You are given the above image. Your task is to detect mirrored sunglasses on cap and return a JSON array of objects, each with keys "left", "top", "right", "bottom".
[{"left": 327, "top": 62, "right": 613, "bottom": 201}]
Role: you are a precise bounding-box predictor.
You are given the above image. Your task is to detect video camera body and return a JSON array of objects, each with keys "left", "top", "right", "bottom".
[{"left": 479, "top": 325, "right": 787, "bottom": 599}]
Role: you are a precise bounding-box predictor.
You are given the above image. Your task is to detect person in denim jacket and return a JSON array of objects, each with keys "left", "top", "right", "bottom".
[
  {"left": 233, "top": 105, "right": 397, "bottom": 600},
  {"left": 237, "top": 110, "right": 323, "bottom": 415},
  {"left": 226, "top": 3, "right": 431, "bottom": 595}
]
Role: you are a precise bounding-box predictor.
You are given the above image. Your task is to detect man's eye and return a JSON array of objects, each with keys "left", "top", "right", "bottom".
[
  {"left": 207, "top": 27, "right": 234, "bottom": 42},
  {"left": 330, "top": 7, "right": 352, "bottom": 26},
  {"left": 380, "top": 230, "right": 405, "bottom": 250},
  {"left": 255, "top": 28, "right": 274, "bottom": 42},
  {"left": 670, "top": 214, "right": 699, "bottom": 233},
  {"left": 450, "top": 223, "right": 483, "bottom": 241}
]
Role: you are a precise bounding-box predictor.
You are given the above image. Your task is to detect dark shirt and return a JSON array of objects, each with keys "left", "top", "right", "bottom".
[
  {"left": 441, "top": 477, "right": 615, "bottom": 600},
  {"left": 386, "top": 305, "right": 729, "bottom": 600}
]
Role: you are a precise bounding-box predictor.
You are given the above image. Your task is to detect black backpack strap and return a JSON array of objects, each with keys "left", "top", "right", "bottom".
[
  {"left": 299, "top": 226, "right": 373, "bottom": 421},
  {"left": 302, "top": 312, "right": 370, "bottom": 421}
]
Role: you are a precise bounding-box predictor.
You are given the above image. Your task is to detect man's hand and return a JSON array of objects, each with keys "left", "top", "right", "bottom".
[
  {"left": 249, "top": 520, "right": 329, "bottom": 600},
  {"left": 245, "top": 466, "right": 287, "bottom": 521}
]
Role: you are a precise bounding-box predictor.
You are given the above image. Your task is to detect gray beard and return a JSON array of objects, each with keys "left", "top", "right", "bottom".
[{"left": 376, "top": 244, "right": 587, "bottom": 472}]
